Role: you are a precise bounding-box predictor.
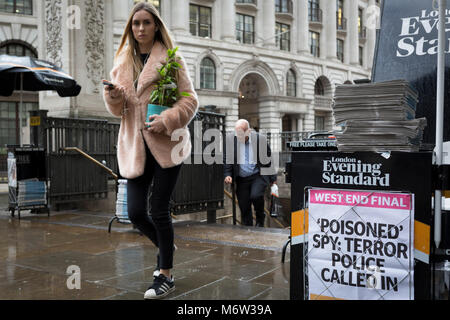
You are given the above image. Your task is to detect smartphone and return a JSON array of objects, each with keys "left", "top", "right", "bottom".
[{"left": 102, "top": 80, "right": 115, "bottom": 89}]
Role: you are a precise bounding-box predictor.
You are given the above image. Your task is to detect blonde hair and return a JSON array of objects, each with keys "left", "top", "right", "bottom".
[{"left": 115, "top": 2, "right": 174, "bottom": 84}]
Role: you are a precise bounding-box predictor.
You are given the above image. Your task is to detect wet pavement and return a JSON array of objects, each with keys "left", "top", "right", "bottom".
[{"left": 0, "top": 192, "right": 290, "bottom": 300}]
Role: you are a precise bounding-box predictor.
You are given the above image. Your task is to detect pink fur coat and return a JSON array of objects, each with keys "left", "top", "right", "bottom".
[{"left": 103, "top": 41, "right": 198, "bottom": 179}]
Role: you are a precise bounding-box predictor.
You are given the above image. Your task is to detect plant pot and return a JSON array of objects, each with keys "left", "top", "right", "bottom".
[{"left": 146, "top": 104, "right": 169, "bottom": 127}]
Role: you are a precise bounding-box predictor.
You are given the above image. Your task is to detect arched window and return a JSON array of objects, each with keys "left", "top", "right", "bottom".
[
  {"left": 315, "top": 78, "right": 325, "bottom": 95},
  {"left": 200, "top": 57, "right": 216, "bottom": 90},
  {"left": 286, "top": 69, "right": 296, "bottom": 97},
  {"left": 0, "top": 41, "right": 37, "bottom": 57}
]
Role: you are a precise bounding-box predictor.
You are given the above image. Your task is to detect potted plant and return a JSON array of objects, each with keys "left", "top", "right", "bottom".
[{"left": 146, "top": 46, "right": 190, "bottom": 126}]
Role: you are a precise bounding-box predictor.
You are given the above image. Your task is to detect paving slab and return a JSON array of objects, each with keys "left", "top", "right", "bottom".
[{"left": 0, "top": 209, "right": 290, "bottom": 300}]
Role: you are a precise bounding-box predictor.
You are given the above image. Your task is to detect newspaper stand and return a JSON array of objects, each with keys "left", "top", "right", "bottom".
[
  {"left": 7, "top": 145, "right": 49, "bottom": 220},
  {"left": 285, "top": 149, "right": 450, "bottom": 300}
]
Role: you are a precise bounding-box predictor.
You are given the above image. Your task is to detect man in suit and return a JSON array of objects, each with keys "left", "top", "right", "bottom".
[{"left": 224, "top": 119, "right": 277, "bottom": 227}]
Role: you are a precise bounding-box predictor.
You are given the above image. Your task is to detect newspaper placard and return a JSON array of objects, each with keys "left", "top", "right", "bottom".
[{"left": 307, "top": 189, "right": 414, "bottom": 300}]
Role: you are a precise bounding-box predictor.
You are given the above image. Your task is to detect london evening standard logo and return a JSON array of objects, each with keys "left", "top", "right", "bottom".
[
  {"left": 322, "top": 157, "right": 390, "bottom": 187},
  {"left": 397, "top": 8, "right": 450, "bottom": 58}
]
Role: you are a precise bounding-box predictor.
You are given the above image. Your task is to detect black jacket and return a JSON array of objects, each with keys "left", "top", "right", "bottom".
[{"left": 223, "top": 131, "right": 277, "bottom": 185}]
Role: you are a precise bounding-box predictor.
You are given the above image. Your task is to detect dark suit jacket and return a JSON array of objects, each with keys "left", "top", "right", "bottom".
[{"left": 223, "top": 131, "right": 277, "bottom": 185}]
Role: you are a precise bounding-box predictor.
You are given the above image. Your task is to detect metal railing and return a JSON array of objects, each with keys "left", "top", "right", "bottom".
[
  {"left": 276, "top": 0, "right": 293, "bottom": 14},
  {"left": 236, "top": 0, "right": 257, "bottom": 5},
  {"left": 359, "top": 26, "right": 367, "bottom": 39},
  {"left": 337, "top": 15, "right": 347, "bottom": 31},
  {"left": 309, "top": 8, "right": 322, "bottom": 23},
  {"left": 26, "top": 110, "right": 226, "bottom": 215}
]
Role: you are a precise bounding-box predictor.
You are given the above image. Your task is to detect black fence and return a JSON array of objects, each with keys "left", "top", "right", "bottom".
[{"left": 27, "top": 110, "right": 225, "bottom": 215}]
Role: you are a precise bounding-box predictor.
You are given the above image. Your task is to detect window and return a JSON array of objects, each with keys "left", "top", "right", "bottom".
[
  {"left": 236, "top": 14, "right": 254, "bottom": 44},
  {"left": 0, "top": 101, "right": 38, "bottom": 146},
  {"left": 336, "top": 0, "right": 345, "bottom": 30},
  {"left": 276, "top": 23, "right": 290, "bottom": 51},
  {"left": 308, "top": 0, "right": 321, "bottom": 22},
  {"left": 359, "top": 46, "right": 364, "bottom": 66},
  {"left": 337, "top": 39, "right": 344, "bottom": 62},
  {"left": 0, "top": 0, "right": 32, "bottom": 15},
  {"left": 190, "top": 4, "right": 212, "bottom": 38},
  {"left": 315, "top": 79, "right": 325, "bottom": 96},
  {"left": 315, "top": 115, "right": 325, "bottom": 131},
  {"left": 200, "top": 58, "right": 216, "bottom": 90},
  {"left": 358, "top": 8, "right": 363, "bottom": 34},
  {"left": 276, "top": 0, "right": 292, "bottom": 14},
  {"left": 133, "top": 0, "right": 160, "bottom": 12},
  {"left": 0, "top": 42, "right": 37, "bottom": 57},
  {"left": 286, "top": 69, "right": 296, "bottom": 97},
  {"left": 309, "top": 31, "right": 320, "bottom": 57}
]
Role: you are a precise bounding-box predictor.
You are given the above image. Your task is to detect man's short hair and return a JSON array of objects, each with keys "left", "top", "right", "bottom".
[{"left": 235, "top": 119, "right": 250, "bottom": 130}]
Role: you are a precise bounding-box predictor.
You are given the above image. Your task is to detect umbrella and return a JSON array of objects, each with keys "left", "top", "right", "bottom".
[{"left": 0, "top": 54, "right": 81, "bottom": 146}]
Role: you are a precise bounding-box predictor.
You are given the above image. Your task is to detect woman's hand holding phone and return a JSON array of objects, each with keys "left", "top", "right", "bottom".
[{"left": 103, "top": 79, "right": 124, "bottom": 99}]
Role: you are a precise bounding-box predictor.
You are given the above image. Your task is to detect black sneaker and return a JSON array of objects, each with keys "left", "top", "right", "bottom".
[{"left": 144, "top": 274, "right": 175, "bottom": 299}]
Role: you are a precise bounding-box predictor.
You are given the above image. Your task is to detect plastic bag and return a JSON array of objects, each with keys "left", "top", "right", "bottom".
[
  {"left": 269, "top": 184, "right": 282, "bottom": 218},
  {"left": 271, "top": 184, "right": 279, "bottom": 197}
]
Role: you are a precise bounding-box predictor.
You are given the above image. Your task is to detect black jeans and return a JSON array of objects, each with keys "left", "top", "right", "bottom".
[
  {"left": 236, "top": 173, "right": 267, "bottom": 226},
  {"left": 127, "top": 144, "right": 182, "bottom": 270}
]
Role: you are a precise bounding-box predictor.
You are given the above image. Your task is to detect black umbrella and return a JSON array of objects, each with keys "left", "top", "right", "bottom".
[
  {"left": 0, "top": 54, "right": 81, "bottom": 97},
  {"left": 0, "top": 54, "right": 81, "bottom": 145}
]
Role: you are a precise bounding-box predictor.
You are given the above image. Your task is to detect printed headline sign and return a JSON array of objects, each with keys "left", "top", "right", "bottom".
[{"left": 307, "top": 189, "right": 414, "bottom": 300}]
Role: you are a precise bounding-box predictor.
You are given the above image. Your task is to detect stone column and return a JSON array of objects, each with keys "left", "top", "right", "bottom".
[
  {"left": 113, "top": 0, "right": 128, "bottom": 22},
  {"left": 348, "top": 0, "right": 360, "bottom": 65},
  {"left": 171, "top": 0, "right": 189, "bottom": 34},
  {"left": 297, "top": 116, "right": 304, "bottom": 132},
  {"left": 325, "top": 0, "right": 337, "bottom": 60},
  {"left": 225, "top": 98, "right": 240, "bottom": 132},
  {"left": 259, "top": 98, "right": 280, "bottom": 134},
  {"left": 319, "top": 0, "right": 327, "bottom": 58},
  {"left": 262, "top": 0, "right": 276, "bottom": 48},
  {"left": 221, "top": 0, "right": 236, "bottom": 41},
  {"left": 297, "top": 0, "right": 310, "bottom": 54},
  {"left": 366, "top": 0, "right": 377, "bottom": 70},
  {"left": 343, "top": 0, "right": 350, "bottom": 64}
]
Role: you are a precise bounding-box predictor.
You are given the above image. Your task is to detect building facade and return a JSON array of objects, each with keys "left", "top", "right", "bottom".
[{"left": 0, "top": 0, "right": 380, "bottom": 149}]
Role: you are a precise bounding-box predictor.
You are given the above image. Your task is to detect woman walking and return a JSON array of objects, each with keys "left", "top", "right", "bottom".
[{"left": 103, "top": 2, "right": 198, "bottom": 299}]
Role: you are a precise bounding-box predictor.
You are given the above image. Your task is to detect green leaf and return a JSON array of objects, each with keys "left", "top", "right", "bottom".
[{"left": 180, "top": 92, "right": 191, "bottom": 97}]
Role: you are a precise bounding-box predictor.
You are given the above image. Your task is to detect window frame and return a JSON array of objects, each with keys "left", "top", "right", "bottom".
[
  {"left": 0, "top": 41, "right": 37, "bottom": 57},
  {"left": 309, "top": 30, "right": 320, "bottom": 57},
  {"left": 286, "top": 69, "right": 296, "bottom": 97},
  {"left": 337, "top": 38, "right": 344, "bottom": 62},
  {"left": 315, "top": 115, "right": 325, "bottom": 131},
  {"left": 236, "top": 13, "right": 255, "bottom": 45},
  {"left": 0, "top": 0, "right": 33, "bottom": 15},
  {"left": 276, "top": 22, "right": 291, "bottom": 51},
  {"left": 315, "top": 79, "right": 325, "bottom": 96},
  {"left": 308, "top": 0, "right": 321, "bottom": 22},
  {"left": 200, "top": 57, "right": 216, "bottom": 90},
  {"left": 189, "top": 4, "right": 212, "bottom": 38},
  {"left": 359, "top": 46, "right": 364, "bottom": 66}
]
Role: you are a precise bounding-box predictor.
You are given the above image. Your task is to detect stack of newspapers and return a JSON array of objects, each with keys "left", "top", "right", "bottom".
[
  {"left": 333, "top": 80, "right": 427, "bottom": 152},
  {"left": 115, "top": 179, "right": 130, "bottom": 221},
  {"left": 17, "top": 179, "right": 46, "bottom": 206}
]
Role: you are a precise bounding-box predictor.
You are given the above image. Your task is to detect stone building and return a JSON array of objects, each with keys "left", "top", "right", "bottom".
[{"left": 0, "top": 0, "right": 380, "bottom": 149}]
